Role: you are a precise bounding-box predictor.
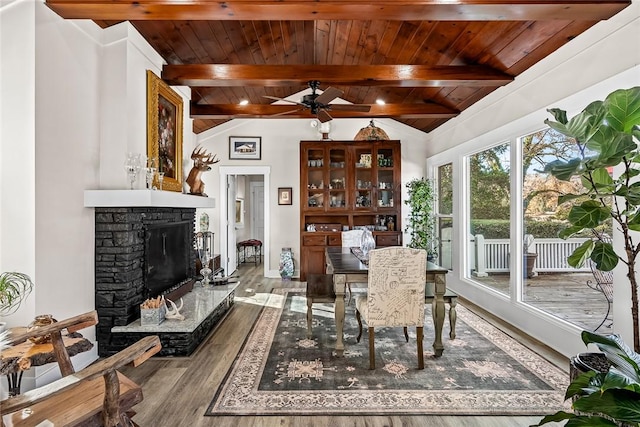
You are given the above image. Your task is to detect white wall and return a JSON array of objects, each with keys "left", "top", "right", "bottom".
[
  {"left": 197, "top": 117, "right": 429, "bottom": 276},
  {"left": 0, "top": 1, "right": 197, "bottom": 393},
  {"left": 425, "top": 1, "right": 640, "bottom": 357},
  {"left": 0, "top": 0, "right": 37, "bottom": 330}
]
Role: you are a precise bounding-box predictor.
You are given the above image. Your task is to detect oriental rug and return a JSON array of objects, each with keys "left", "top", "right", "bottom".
[{"left": 206, "top": 288, "right": 569, "bottom": 416}]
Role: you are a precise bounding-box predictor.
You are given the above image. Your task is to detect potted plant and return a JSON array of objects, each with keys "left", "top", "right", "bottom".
[
  {"left": 405, "top": 177, "right": 438, "bottom": 260},
  {"left": 541, "top": 86, "right": 640, "bottom": 353},
  {"left": 533, "top": 331, "right": 640, "bottom": 426},
  {"left": 0, "top": 272, "right": 34, "bottom": 326}
]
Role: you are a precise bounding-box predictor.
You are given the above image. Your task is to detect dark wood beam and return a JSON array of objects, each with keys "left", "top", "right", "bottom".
[
  {"left": 190, "top": 103, "right": 458, "bottom": 120},
  {"left": 45, "top": 1, "right": 630, "bottom": 22},
  {"left": 163, "top": 64, "right": 513, "bottom": 87}
]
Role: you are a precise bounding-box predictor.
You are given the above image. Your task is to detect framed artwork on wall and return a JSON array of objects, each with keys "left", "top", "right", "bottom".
[
  {"left": 146, "top": 70, "right": 183, "bottom": 192},
  {"left": 235, "top": 198, "right": 245, "bottom": 228},
  {"left": 278, "top": 187, "right": 293, "bottom": 205},
  {"left": 229, "top": 136, "right": 261, "bottom": 160}
]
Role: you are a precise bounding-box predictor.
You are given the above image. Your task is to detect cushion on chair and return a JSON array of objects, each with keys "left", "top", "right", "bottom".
[{"left": 306, "top": 274, "right": 335, "bottom": 298}]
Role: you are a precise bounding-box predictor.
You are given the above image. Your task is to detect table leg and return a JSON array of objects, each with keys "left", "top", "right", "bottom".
[
  {"left": 432, "top": 273, "right": 446, "bottom": 357},
  {"left": 333, "top": 273, "right": 347, "bottom": 357},
  {"left": 6, "top": 371, "right": 23, "bottom": 396}
]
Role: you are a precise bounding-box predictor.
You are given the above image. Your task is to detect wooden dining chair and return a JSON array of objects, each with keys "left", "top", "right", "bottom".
[{"left": 354, "top": 247, "right": 427, "bottom": 369}]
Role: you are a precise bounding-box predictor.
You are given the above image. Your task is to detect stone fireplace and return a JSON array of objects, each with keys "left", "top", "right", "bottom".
[{"left": 85, "top": 190, "right": 236, "bottom": 357}]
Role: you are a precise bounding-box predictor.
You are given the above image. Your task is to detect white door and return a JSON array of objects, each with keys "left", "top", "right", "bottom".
[
  {"left": 226, "top": 175, "right": 237, "bottom": 275},
  {"left": 251, "top": 181, "right": 265, "bottom": 244}
]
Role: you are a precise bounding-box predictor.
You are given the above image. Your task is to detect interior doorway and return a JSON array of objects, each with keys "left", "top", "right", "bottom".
[{"left": 219, "top": 166, "right": 270, "bottom": 277}]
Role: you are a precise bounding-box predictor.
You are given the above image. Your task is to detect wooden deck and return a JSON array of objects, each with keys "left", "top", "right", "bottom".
[{"left": 474, "top": 271, "right": 613, "bottom": 333}]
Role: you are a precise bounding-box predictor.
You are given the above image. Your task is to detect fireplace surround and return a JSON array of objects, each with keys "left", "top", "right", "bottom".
[{"left": 86, "top": 190, "right": 233, "bottom": 357}]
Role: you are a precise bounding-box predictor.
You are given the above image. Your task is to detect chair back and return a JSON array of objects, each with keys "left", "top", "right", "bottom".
[
  {"left": 366, "top": 247, "right": 427, "bottom": 327},
  {"left": 342, "top": 229, "right": 364, "bottom": 247}
]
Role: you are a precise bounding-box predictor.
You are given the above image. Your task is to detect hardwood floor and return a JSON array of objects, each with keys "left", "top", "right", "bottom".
[{"left": 120, "top": 263, "right": 567, "bottom": 426}]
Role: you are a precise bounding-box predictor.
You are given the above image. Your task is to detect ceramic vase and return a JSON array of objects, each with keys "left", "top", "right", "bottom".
[{"left": 279, "top": 248, "right": 294, "bottom": 281}]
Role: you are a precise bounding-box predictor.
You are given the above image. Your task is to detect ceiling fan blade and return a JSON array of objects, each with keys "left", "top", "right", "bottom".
[
  {"left": 271, "top": 107, "right": 304, "bottom": 117},
  {"left": 317, "top": 109, "right": 333, "bottom": 123},
  {"left": 315, "top": 87, "right": 343, "bottom": 105},
  {"left": 329, "top": 104, "right": 371, "bottom": 112},
  {"left": 263, "top": 95, "right": 307, "bottom": 107}
]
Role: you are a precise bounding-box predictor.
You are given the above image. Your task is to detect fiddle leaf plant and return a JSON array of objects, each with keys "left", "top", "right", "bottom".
[
  {"left": 405, "top": 177, "right": 438, "bottom": 257},
  {"left": 0, "top": 272, "right": 34, "bottom": 316},
  {"left": 532, "top": 331, "right": 640, "bottom": 427},
  {"left": 542, "top": 86, "right": 640, "bottom": 353}
]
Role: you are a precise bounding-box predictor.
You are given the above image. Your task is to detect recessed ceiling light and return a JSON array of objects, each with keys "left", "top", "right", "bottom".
[
  {"left": 239, "top": 99, "right": 249, "bottom": 105},
  {"left": 376, "top": 99, "right": 386, "bottom": 105}
]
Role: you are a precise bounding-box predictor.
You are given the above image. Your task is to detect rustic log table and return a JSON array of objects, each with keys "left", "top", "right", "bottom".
[{"left": 0, "top": 326, "right": 93, "bottom": 396}]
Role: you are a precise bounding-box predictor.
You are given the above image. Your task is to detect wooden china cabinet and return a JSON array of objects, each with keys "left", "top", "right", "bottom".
[{"left": 299, "top": 140, "right": 402, "bottom": 281}]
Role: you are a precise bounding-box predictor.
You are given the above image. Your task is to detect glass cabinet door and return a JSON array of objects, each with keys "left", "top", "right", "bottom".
[
  {"left": 306, "top": 148, "right": 325, "bottom": 209},
  {"left": 328, "top": 148, "right": 347, "bottom": 209},
  {"left": 354, "top": 147, "right": 373, "bottom": 209},
  {"left": 376, "top": 146, "right": 395, "bottom": 209}
]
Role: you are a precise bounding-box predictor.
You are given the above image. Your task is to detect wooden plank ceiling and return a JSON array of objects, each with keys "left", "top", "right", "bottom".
[{"left": 45, "top": 1, "right": 631, "bottom": 135}]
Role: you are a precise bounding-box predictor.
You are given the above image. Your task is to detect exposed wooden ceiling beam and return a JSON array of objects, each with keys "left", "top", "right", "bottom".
[
  {"left": 163, "top": 64, "right": 513, "bottom": 87},
  {"left": 45, "top": 1, "right": 630, "bottom": 22},
  {"left": 190, "top": 103, "right": 458, "bottom": 120}
]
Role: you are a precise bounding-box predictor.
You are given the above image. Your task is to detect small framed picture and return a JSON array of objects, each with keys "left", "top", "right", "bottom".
[
  {"left": 229, "top": 136, "right": 261, "bottom": 160},
  {"left": 278, "top": 187, "right": 293, "bottom": 205}
]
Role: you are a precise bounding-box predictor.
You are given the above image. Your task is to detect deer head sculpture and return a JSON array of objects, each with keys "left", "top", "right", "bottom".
[{"left": 186, "top": 146, "right": 219, "bottom": 196}]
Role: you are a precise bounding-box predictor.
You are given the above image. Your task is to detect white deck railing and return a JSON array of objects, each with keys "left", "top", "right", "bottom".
[{"left": 471, "top": 235, "right": 590, "bottom": 275}]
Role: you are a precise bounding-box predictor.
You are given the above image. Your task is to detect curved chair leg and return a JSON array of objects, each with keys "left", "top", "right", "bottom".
[
  {"left": 368, "top": 327, "right": 375, "bottom": 370},
  {"left": 449, "top": 297, "right": 457, "bottom": 340},
  {"left": 356, "top": 309, "right": 363, "bottom": 342},
  {"left": 417, "top": 326, "right": 424, "bottom": 370},
  {"left": 403, "top": 326, "right": 409, "bottom": 342},
  {"left": 306, "top": 299, "right": 313, "bottom": 339}
]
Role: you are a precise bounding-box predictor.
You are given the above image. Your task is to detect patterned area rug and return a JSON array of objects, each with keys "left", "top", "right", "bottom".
[{"left": 206, "top": 288, "right": 569, "bottom": 416}]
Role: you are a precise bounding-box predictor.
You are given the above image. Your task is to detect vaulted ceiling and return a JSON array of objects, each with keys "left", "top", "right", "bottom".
[{"left": 45, "top": 1, "right": 631, "bottom": 135}]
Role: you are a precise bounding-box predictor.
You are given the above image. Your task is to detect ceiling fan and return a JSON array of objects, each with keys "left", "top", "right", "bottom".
[{"left": 264, "top": 80, "right": 371, "bottom": 122}]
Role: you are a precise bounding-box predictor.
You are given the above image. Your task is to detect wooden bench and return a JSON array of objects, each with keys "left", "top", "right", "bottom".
[{"left": 1, "top": 311, "right": 161, "bottom": 427}]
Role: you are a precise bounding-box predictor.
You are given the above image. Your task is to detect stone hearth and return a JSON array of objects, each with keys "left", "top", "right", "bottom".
[{"left": 85, "top": 190, "right": 229, "bottom": 357}]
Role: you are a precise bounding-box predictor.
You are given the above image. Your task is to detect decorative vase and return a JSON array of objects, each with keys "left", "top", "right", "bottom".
[
  {"left": 27, "top": 314, "right": 58, "bottom": 344},
  {"left": 360, "top": 229, "right": 376, "bottom": 256},
  {"left": 279, "top": 248, "right": 294, "bottom": 281},
  {"left": 199, "top": 212, "right": 209, "bottom": 232}
]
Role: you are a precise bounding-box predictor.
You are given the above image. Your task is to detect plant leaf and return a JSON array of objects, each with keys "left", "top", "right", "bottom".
[
  {"left": 604, "top": 86, "right": 640, "bottom": 134},
  {"left": 572, "top": 389, "right": 640, "bottom": 424},
  {"left": 590, "top": 241, "right": 619, "bottom": 271},
  {"left": 567, "top": 201, "right": 609, "bottom": 228},
  {"left": 567, "top": 240, "right": 594, "bottom": 268}
]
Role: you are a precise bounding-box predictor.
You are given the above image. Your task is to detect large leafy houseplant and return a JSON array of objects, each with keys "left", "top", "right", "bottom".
[
  {"left": 542, "top": 87, "right": 640, "bottom": 352},
  {"left": 533, "top": 331, "right": 640, "bottom": 427},
  {"left": 404, "top": 177, "right": 438, "bottom": 258}
]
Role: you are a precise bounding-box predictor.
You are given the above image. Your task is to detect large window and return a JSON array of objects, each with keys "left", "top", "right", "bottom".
[
  {"left": 437, "top": 163, "right": 453, "bottom": 269},
  {"left": 520, "top": 128, "right": 612, "bottom": 332},
  {"left": 466, "top": 143, "right": 511, "bottom": 296}
]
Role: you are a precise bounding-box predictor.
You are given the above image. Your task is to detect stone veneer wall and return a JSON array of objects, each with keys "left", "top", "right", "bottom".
[{"left": 94, "top": 207, "right": 196, "bottom": 356}]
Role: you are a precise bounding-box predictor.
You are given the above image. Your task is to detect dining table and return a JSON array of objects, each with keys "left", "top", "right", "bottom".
[{"left": 325, "top": 246, "right": 449, "bottom": 357}]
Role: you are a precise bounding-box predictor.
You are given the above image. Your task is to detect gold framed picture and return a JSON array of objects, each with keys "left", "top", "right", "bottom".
[{"left": 146, "top": 70, "right": 183, "bottom": 192}]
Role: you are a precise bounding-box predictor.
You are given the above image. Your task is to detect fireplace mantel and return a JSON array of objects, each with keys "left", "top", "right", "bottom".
[{"left": 84, "top": 190, "right": 215, "bottom": 208}]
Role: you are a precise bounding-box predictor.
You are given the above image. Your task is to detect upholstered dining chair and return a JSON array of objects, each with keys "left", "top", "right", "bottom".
[
  {"left": 341, "top": 229, "right": 365, "bottom": 304},
  {"left": 354, "top": 247, "right": 427, "bottom": 370},
  {"left": 341, "top": 229, "right": 364, "bottom": 247}
]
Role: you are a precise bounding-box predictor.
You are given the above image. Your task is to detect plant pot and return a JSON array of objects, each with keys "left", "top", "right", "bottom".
[
  {"left": 570, "top": 352, "right": 610, "bottom": 380},
  {"left": 524, "top": 253, "right": 537, "bottom": 279}
]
